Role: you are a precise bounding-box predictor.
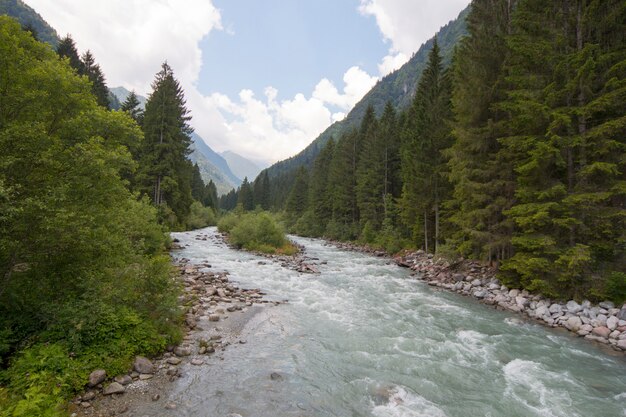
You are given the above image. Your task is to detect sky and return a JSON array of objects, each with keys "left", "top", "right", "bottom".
[{"left": 26, "top": 0, "right": 471, "bottom": 165}]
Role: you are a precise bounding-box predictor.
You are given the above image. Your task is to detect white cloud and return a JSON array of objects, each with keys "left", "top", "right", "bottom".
[
  {"left": 359, "top": 0, "right": 471, "bottom": 75},
  {"left": 27, "top": 0, "right": 222, "bottom": 93},
  {"left": 313, "top": 66, "right": 377, "bottom": 110}
]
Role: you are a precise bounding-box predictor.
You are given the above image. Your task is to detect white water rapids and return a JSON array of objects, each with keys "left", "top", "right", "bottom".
[{"left": 148, "top": 227, "right": 626, "bottom": 416}]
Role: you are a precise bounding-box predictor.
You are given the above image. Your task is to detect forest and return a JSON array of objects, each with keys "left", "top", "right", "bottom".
[
  {"left": 0, "top": 17, "right": 217, "bottom": 414},
  {"left": 224, "top": 0, "right": 626, "bottom": 303}
]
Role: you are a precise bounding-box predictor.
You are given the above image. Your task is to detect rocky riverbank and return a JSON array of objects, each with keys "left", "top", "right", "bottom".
[
  {"left": 395, "top": 250, "right": 626, "bottom": 352},
  {"left": 70, "top": 254, "right": 282, "bottom": 416},
  {"left": 327, "top": 241, "right": 626, "bottom": 353}
]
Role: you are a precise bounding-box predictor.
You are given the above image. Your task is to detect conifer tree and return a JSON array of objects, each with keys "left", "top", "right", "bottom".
[
  {"left": 253, "top": 171, "right": 271, "bottom": 210},
  {"left": 447, "top": 0, "right": 517, "bottom": 263},
  {"left": 56, "top": 34, "right": 84, "bottom": 74},
  {"left": 400, "top": 40, "right": 454, "bottom": 252},
  {"left": 237, "top": 177, "right": 254, "bottom": 211},
  {"left": 139, "top": 62, "right": 194, "bottom": 226},
  {"left": 121, "top": 90, "right": 144, "bottom": 124},
  {"left": 286, "top": 167, "right": 309, "bottom": 217},
  {"left": 308, "top": 138, "right": 335, "bottom": 232},
  {"left": 327, "top": 129, "right": 360, "bottom": 238},
  {"left": 81, "top": 50, "right": 110, "bottom": 109}
]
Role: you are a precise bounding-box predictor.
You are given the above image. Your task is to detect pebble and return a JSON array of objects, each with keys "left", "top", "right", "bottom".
[{"left": 103, "top": 382, "right": 125, "bottom": 395}]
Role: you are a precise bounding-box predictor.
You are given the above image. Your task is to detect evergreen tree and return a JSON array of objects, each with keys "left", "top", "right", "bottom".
[
  {"left": 81, "top": 50, "right": 110, "bottom": 109},
  {"left": 400, "top": 40, "right": 454, "bottom": 252},
  {"left": 499, "top": 0, "right": 626, "bottom": 299},
  {"left": 121, "top": 90, "right": 144, "bottom": 124},
  {"left": 56, "top": 34, "right": 84, "bottom": 74},
  {"left": 139, "top": 62, "right": 194, "bottom": 226},
  {"left": 308, "top": 138, "right": 335, "bottom": 233},
  {"left": 286, "top": 167, "right": 309, "bottom": 217},
  {"left": 237, "top": 177, "right": 254, "bottom": 211},
  {"left": 356, "top": 102, "right": 400, "bottom": 234},
  {"left": 327, "top": 129, "right": 360, "bottom": 238},
  {"left": 253, "top": 171, "right": 270, "bottom": 210},
  {"left": 447, "top": 0, "right": 517, "bottom": 263}
]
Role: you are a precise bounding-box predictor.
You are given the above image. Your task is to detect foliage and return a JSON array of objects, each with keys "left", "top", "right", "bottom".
[
  {"left": 218, "top": 211, "right": 296, "bottom": 255},
  {"left": 0, "top": 17, "right": 182, "bottom": 414},
  {"left": 186, "top": 201, "right": 217, "bottom": 230}
]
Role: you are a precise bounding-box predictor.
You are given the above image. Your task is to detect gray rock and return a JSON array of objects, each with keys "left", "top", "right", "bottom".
[
  {"left": 509, "top": 289, "right": 520, "bottom": 297},
  {"left": 596, "top": 314, "right": 608, "bottom": 327},
  {"left": 88, "top": 369, "right": 106, "bottom": 387},
  {"left": 599, "top": 301, "right": 615, "bottom": 310},
  {"left": 114, "top": 375, "right": 132, "bottom": 385},
  {"left": 452, "top": 273, "right": 465, "bottom": 282},
  {"left": 565, "top": 316, "right": 583, "bottom": 331},
  {"left": 453, "top": 282, "right": 463, "bottom": 291},
  {"left": 585, "top": 335, "right": 609, "bottom": 344},
  {"left": 174, "top": 346, "right": 192, "bottom": 357},
  {"left": 209, "top": 314, "right": 220, "bottom": 322},
  {"left": 549, "top": 303, "right": 562, "bottom": 314},
  {"left": 191, "top": 358, "right": 204, "bottom": 366},
  {"left": 166, "top": 357, "right": 182, "bottom": 365},
  {"left": 471, "top": 279, "right": 482, "bottom": 287},
  {"left": 606, "top": 316, "right": 619, "bottom": 331},
  {"left": 82, "top": 391, "right": 96, "bottom": 401},
  {"left": 609, "top": 330, "right": 621, "bottom": 339},
  {"left": 103, "top": 382, "right": 125, "bottom": 395},
  {"left": 133, "top": 356, "right": 154, "bottom": 374},
  {"left": 617, "top": 339, "right": 626, "bottom": 350},
  {"left": 566, "top": 300, "right": 582, "bottom": 314},
  {"left": 515, "top": 296, "right": 529, "bottom": 308},
  {"left": 473, "top": 290, "right": 487, "bottom": 299},
  {"left": 535, "top": 306, "right": 548, "bottom": 317},
  {"left": 617, "top": 307, "right": 626, "bottom": 321},
  {"left": 139, "top": 374, "right": 153, "bottom": 380}
]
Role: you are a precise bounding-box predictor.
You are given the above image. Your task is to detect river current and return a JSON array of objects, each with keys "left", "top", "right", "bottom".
[{"left": 164, "top": 227, "right": 626, "bottom": 417}]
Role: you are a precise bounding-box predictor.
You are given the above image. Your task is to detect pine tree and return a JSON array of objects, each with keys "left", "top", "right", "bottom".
[
  {"left": 308, "top": 138, "right": 335, "bottom": 233},
  {"left": 121, "top": 90, "right": 144, "bottom": 124},
  {"left": 253, "top": 171, "right": 270, "bottom": 210},
  {"left": 81, "top": 50, "right": 110, "bottom": 109},
  {"left": 56, "top": 34, "right": 84, "bottom": 74},
  {"left": 499, "top": 0, "right": 626, "bottom": 299},
  {"left": 447, "top": 0, "right": 517, "bottom": 263},
  {"left": 400, "top": 40, "right": 454, "bottom": 252},
  {"left": 327, "top": 129, "right": 360, "bottom": 238},
  {"left": 286, "top": 167, "right": 309, "bottom": 217},
  {"left": 139, "top": 62, "right": 194, "bottom": 226},
  {"left": 237, "top": 177, "right": 254, "bottom": 211}
]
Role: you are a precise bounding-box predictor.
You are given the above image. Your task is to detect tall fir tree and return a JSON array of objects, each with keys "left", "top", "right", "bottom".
[
  {"left": 56, "top": 34, "right": 84, "bottom": 74},
  {"left": 81, "top": 50, "right": 110, "bottom": 109},
  {"left": 308, "top": 138, "right": 335, "bottom": 233},
  {"left": 447, "top": 0, "right": 517, "bottom": 263},
  {"left": 139, "top": 62, "right": 194, "bottom": 226},
  {"left": 400, "top": 40, "right": 454, "bottom": 253},
  {"left": 253, "top": 171, "right": 271, "bottom": 210},
  {"left": 237, "top": 177, "right": 254, "bottom": 211},
  {"left": 499, "top": 0, "right": 626, "bottom": 299},
  {"left": 286, "top": 167, "right": 309, "bottom": 217}
]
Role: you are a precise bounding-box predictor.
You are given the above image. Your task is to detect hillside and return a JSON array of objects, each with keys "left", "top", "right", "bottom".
[
  {"left": 263, "top": 5, "right": 469, "bottom": 179},
  {"left": 221, "top": 150, "right": 263, "bottom": 182},
  {"left": 0, "top": 0, "right": 59, "bottom": 47}
]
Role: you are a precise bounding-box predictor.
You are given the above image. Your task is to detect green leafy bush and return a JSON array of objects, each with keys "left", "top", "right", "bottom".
[
  {"left": 219, "top": 211, "right": 296, "bottom": 254},
  {"left": 186, "top": 201, "right": 217, "bottom": 230}
]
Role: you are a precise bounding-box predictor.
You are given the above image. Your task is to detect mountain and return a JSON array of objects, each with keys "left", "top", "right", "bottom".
[
  {"left": 189, "top": 132, "right": 242, "bottom": 194},
  {"left": 220, "top": 151, "right": 264, "bottom": 182},
  {"left": 0, "top": 0, "right": 59, "bottom": 47},
  {"left": 263, "top": 5, "right": 470, "bottom": 179},
  {"left": 110, "top": 87, "right": 241, "bottom": 195},
  {"left": 110, "top": 86, "right": 148, "bottom": 109}
]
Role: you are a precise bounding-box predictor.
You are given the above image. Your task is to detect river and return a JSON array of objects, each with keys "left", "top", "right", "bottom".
[{"left": 161, "top": 227, "right": 626, "bottom": 417}]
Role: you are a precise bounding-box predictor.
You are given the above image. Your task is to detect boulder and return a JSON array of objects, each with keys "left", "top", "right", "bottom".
[
  {"left": 103, "top": 382, "right": 125, "bottom": 395},
  {"left": 566, "top": 300, "right": 582, "bottom": 314},
  {"left": 133, "top": 356, "right": 154, "bottom": 374},
  {"left": 452, "top": 273, "right": 465, "bottom": 282},
  {"left": 535, "top": 306, "right": 548, "bottom": 318},
  {"left": 599, "top": 301, "right": 615, "bottom": 310},
  {"left": 114, "top": 375, "right": 133, "bottom": 385},
  {"left": 617, "top": 339, "right": 626, "bottom": 350},
  {"left": 473, "top": 290, "right": 487, "bottom": 299},
  {"left": 515, "top": 296, "right": 529, "bottom": 308},
  {"left": 606, "top": 316, "right": 619, "bottom": 331},
  {"left": 592, "top": 326, "right": 611, "bottom": 338},
  {"left": 174, "top": 346, "right": 192, "bottom": 357},
  {"left": 565, "top": 316, "right": 582, "bottom": 331},
  {"left": 549, "top": 304, "right": 562, "bottom": 314},
  {"left": 88, "top": 369, "right": 106, "bottom": 387},
  {"left": 618, "top": 307, "right": 626, "bottom": 321},
  {"left": 166, "top": 357, "right": 182, "bottom": 365},
  {"left": 509, "top": 289, "right": 520, "bottom": 297},
  {"left": 471, "top": 279, "right": 482, "bottom": 287}
]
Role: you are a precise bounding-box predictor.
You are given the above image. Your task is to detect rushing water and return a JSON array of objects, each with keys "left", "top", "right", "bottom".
[{"left": 161, "top": 227, "right": 626, "bottom": 417}]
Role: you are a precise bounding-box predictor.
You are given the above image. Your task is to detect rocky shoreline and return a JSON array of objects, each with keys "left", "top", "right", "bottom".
[
  {"left": 331, "top": 242, "right": 626, "bottom": 353},
  {"left": 70, "top": 249, "right": 282, "bottom": 416}
]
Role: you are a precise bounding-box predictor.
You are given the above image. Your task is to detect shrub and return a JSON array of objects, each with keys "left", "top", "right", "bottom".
[
  {"left": 186, "top": 201, "right": 216, "bottom": 230},
  {"left": 221, "top": 211, "right": 296, "bottom": 254}
]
